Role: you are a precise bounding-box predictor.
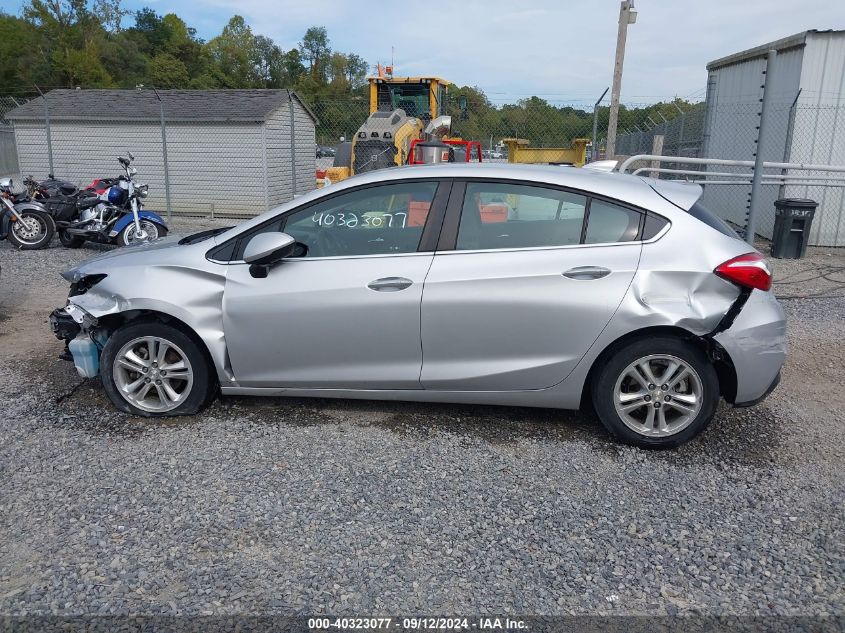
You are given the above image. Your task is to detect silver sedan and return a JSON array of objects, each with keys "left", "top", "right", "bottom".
[{"left": 51, "top": 163, "right": 786, "bottom": 447}]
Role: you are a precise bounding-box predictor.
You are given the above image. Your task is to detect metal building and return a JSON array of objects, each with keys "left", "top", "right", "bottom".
[
  {"left": 6, "top": 89, "right": 317, "bottom": 217},
  {"left": 701, "top": 30, "right": 845, "bottom": 246}
]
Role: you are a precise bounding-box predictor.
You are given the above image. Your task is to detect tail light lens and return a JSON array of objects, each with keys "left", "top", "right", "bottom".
[{"left": 715, "top": 252, "right": 772, "bottom": 291}]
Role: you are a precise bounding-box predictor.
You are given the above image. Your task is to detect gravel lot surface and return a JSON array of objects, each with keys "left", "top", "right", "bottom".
[{"left": 0, "top": 218, "right": 843, "bottom": 617}]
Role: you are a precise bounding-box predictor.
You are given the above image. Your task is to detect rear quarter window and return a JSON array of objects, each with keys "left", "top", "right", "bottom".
[{"left": 687, "top": 202, "right": 741, "bottom": 239}]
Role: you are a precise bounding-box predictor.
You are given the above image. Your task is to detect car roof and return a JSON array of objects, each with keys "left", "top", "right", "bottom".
[{"left": 335, "top": 162, "right": 702, "bottom": 211}]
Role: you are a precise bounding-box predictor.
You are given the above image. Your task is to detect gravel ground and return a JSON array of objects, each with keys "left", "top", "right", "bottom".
[{"left": 0, "top": 218, "right": 843, "bottom": 617}]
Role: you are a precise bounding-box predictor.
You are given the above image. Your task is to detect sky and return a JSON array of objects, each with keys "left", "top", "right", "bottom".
[{"left": 2, "top": 0, "right": 843, "bottom": 105}]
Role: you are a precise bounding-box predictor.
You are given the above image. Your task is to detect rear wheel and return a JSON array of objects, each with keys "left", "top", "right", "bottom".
[
  {"left": 592, "top": 336, "right": 719, "bottom": 448},
  {"left": 100, "top": 320, "right": 216, "bottom": 417},
  {"left": 7, "top": 210, "right": 54, "bottom": 249},
  {"left": 59, "top": 229, "right": 85, "bottom": 248}
]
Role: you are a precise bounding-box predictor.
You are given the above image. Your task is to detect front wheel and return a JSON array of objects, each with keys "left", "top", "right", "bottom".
[
  {"left": 7, "top": 210, "right": 55, "bottom": 249},
  {"left": 100, "top": 320, "right": 216, "bottom": 416},
  {"left": 117, "top": 220, "right": 167, "bottom": 246},
  {"left": 592, "top": 336, "right": 719, "bottom": 448}
]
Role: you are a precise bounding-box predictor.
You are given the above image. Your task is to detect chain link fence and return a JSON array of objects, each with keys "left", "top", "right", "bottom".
[
  {"left": 2, "top": 89, "right": 315, "bottom": 219},
  {"left": 0, "top": 96, "right": 23, "bottom": 178},
  {"left": 2, "top": 89, "right": 844, "bottom": 245},
  {"left": 618, "top": 100, "right": 845, "bottom": 246}
]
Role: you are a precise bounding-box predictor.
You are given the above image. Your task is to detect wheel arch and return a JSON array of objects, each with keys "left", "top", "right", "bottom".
[
  {"left": 579, "top": 325, "right": 738, "bottom": 412},
  {"left": 95, "top": 309, "right": 218, "bottom": 380}
]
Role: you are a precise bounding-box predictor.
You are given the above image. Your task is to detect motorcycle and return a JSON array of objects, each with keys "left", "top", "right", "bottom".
[
  {"left": 0, "top": 178, "right": 55, "bottom": 250},
  {"left": 49, "top": 154, "right": 168, "bottom": 248}
]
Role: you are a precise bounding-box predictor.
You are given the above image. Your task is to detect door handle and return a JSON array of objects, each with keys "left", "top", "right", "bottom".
[
  {"left": 563, "top": 266, "right": 611, "bottom": 280},
  {"left": 367, "top": 277, "right": 413, "bottom": 292}
]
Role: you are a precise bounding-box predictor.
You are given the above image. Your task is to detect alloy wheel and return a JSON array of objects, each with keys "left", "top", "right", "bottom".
[
  {"left": 113, "top": 336, "right": 194, "bottom": 413},
  {"left": 613, "top": 354, "right": 704, "bottom": 438}
]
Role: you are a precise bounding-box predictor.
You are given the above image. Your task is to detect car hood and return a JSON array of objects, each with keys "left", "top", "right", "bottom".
[{"left": 61, "top": 235, "right": 187, "bottom": 282}]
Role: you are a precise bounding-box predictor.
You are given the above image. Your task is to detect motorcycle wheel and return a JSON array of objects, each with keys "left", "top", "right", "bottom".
[
  {"left": 59, "top": 229, "right": 85, "bottom": 249},
  {"left": 117, "top": 220, "right": 167, "bottom": 246},
  {"left": 7, "top": 210, "right": 55, "bottom": 250}
]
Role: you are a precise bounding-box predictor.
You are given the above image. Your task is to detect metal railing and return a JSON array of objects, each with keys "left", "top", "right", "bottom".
[{"left": 618, "top": 154, "right": 845, "bottom": 243}]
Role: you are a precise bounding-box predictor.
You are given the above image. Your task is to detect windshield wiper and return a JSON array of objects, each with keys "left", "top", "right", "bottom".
[{"left": 178, "top": 226, "right": 234, "bottom": 245}]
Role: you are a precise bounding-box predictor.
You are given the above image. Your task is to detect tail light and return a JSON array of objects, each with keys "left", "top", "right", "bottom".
[{"left": 715, "top": 252, "right": 772, "bottom": 291}]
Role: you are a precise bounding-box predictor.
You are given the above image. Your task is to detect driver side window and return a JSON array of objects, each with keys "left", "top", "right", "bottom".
[{"left": 280, "top": 181, "right": 439, "bottom": 258}]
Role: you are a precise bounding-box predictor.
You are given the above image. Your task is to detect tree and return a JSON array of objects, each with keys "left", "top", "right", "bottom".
[
  {"left": 92, "top": 0, "right": 127, "bottom": 33},
  {"left": 148, "top": 52, "right": 189, "bottom": 88},
  {"left": 299, "top": 26, "right": 330, "bottom": 81},
  {"left": 206, "top": 15, "right": 258, "bottom": 87},
  {"left": 52, "top": 40, "right": 112, "bottom": 86},
  {"left": 344, "top": 53, "right": 368, "bottom": 88}
]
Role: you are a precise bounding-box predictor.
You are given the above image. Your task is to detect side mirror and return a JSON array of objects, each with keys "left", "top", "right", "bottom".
[{"left": 244, "top": 232, "right": 296, "bottom": 278}]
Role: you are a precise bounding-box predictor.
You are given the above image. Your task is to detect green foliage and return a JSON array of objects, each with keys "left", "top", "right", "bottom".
[
  {"left": 0, "top": 2, "right": 363, "bottom": 98},
  {"left": 147, "top": 52, "right": 189, "bottom": 88}
]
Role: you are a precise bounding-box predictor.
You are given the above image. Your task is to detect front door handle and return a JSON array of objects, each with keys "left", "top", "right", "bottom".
[
  {"left": 563, "top": 266, "right": 611, "bottom": 280},
  {"left": 367, "top": 277, "right": 413, "bottom": 292}
]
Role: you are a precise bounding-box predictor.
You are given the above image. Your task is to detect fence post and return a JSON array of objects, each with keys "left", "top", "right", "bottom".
[
  {"left": 747, "top": 49, "right": 777, "bottom": 245},
  {"left": 778, "top": 88, "right": 802, "bottom": 201},
  {"left": 35, "top": 85, "right": 53, "bottom": 176},
  {"left": 289, "top": 97, "right": 297, "bottom": 198},
  {"left": 677, "top": 112, "right": 686, "bottom": 157},
  {"left": 153, "top": 88, "right": 173, "bottom": 219},
  {"left": 649, "top": 135, "right": 664, "bottom": 178},
  {"left": 592, "top": 87, "right": 609, "bottom": 162}
]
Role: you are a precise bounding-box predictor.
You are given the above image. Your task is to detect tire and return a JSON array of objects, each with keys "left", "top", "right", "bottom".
[
  {"left": 7, "top": 209, "right": 55, "bottom": 249},
  {"left": 591, "top": 336, "right": 719, "bottom": 448},
  {"left": 59, "top": 229, "right": 85, "bottom": 248},
  {"left": 117, "top": 220, "right": 166, "bottom": 246},
  {"left": 100, "top": 320, "right": 217, "bottom": 417}
]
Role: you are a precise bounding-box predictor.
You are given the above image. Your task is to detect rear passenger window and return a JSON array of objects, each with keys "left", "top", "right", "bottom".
[
  {"left": 642, "top": 214, "right": 669, "bottom": 240},
  {"left": 585, "top": 200, "right": 641, "bottom": 244},
  {"left": 456, "top": 183, "right": 587, "bottom": 250}
]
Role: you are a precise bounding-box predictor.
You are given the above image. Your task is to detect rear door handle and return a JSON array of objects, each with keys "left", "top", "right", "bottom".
[
  {"left": 563, "top": 266, "right": 611, "bottom": 280},
  {"left": 367, "top": 277, "right": 413, "bottom": 292}
]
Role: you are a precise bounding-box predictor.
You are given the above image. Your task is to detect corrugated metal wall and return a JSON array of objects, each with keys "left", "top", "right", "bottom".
[
  {"left": 784, "top": 32, "right": 845, "bottom": 246},
  {"left": 700, "top": 46, "right": 804, "bottom": 237}
]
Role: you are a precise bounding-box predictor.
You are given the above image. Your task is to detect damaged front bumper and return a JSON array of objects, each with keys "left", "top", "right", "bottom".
[{"left": 49, "top": 304, "right": 101, "bottom": 378}]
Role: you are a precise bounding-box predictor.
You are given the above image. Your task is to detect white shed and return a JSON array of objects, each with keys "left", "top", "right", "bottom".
[
  {"left": 701, "top": 30, "right": 845, "bottom": 246},
  {"left": 6, "top": 89, "right": 317, "bottom": 218}
]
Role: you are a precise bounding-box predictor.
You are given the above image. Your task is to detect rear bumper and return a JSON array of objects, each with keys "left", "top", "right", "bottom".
[
  {"left": 733, "top": 371, "right": 780, "bottom": 408},
  {"left": 713, "top": 290, "right": 786, "bottom": 405}
]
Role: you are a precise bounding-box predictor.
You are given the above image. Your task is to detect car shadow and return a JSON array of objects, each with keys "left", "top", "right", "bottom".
[{"left": 35, "top": 349, "right": 785, "bottom": 466}]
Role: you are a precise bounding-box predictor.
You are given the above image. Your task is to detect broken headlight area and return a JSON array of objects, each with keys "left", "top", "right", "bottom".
[
  {"left": 68, "top": 273, "right": 107, "bottom": 298},
  {"left": 49, "top": 303, "right": 105, "bottom": 377}
]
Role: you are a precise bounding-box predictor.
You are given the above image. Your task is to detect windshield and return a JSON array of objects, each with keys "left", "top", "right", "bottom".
[{"left": 377, "top": 83, "right": 430, "bottom": 118}]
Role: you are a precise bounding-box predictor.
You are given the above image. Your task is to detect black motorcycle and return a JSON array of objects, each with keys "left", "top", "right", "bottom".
[
  {"left": 0, "top": 177, "right": 55, "bottom": 250},
  {"left": 33, "top": 155, "right": 167, "bottom": 248}
]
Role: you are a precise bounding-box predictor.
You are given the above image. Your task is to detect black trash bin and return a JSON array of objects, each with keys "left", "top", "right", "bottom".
[{"left": 771, "top": 198, "right": 817, "bottom": 259}]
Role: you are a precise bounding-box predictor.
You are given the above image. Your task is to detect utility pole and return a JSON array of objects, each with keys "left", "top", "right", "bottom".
[{"left": 605, "top": 0, "right": 637, "bottom": 159}]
